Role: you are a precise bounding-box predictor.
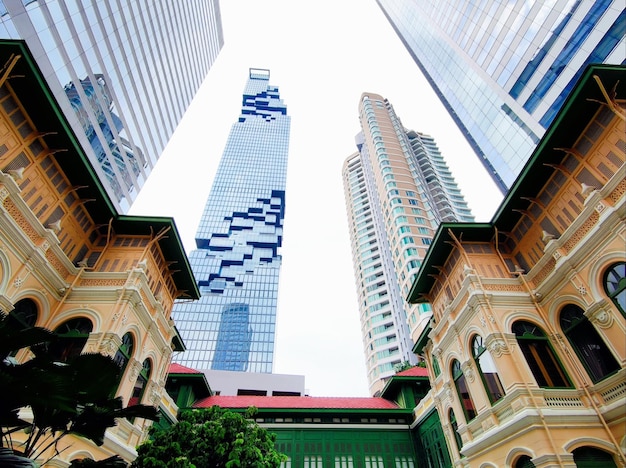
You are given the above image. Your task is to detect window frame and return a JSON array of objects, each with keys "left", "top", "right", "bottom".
[
  {"left": 113, "top": 332, "right": 135, "bottom": 377},
  {"left": 603, "top": 261, "right": 626, "bottom": 318},
  {"left": 431, "top": 356, "right": 441, "bottom": 377},
  {"left": 129, "top": 358, "right": 152, "bottom": 406},
  {"left": 472, "top": 335, "right": 505, "bottom": 404},
  {"left": 572, "top": 446, "right": 618, "bottom": 467},
  {"left": 448, "top": 408, "right": 463, "bottom": 453},
  {"left": 512, "top": 321, "right": 572, "bottom": 389},
  {"left": 451, "top": 359, "right": 477, "bottom": 422},
  {"left": 50, "top": 317, "right": 93, "bottom": 362},
  {"left": 9, "top": 298, "right": 38, "bottom": 328},
  {"left": 7, "top": 298, "right": 39, "bottom": 358},
  {"left": 513, "top": 454, "right": 535, "bottom": 468},
  {"left": 559, "top": 304, "right": 620, "bottom": 383}
]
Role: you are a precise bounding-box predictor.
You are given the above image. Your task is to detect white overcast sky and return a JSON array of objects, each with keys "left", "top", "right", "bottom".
[{"left": 130, "top": 0, "right": 503, "bottom": 397}]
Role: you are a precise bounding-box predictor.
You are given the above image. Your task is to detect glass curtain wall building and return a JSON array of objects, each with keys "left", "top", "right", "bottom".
[
  {"left": 376, "top": 0, "right": 625, "bottom": 193},
  {"left": 342, "top": 93, "right": 473, "bottom": 395},
  {"left": 173, "top": 69, "right": 290, "bottom": 373},
  {"left": 0, "top": 0, "right": 223, "bottom": 211}
]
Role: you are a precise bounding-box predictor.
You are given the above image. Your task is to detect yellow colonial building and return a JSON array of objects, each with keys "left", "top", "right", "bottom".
[
  {"left": 408, "top": 64, "right": 625, "bottom": 467},
  {"left": 0, "top": 40, "right": 199, "bottom": 465}
]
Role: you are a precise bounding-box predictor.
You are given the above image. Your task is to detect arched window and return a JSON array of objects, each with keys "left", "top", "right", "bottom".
[
  {"left": 448, "top": 409, "right": 463, "bottom": 453},
  {"left": 512, "top": 321, "right": 571, "bottom": 388},
  {"left": 432, "top": 356, "right": 441, "bottom": 377},
  {"left": 113, "top": 333, "right": 134, "bottom": 376},
  {"left": 129, "top": 358, "right": 152, "bottom": 407},
  {"left": 10, "top": 298, "right": 38, "bottom": 328},
  {"left": 7, "top": 299, "right": 39, "bottom": 358},
  {"left": 472, "top": 335, "right": 505, "bottom": 403},
  {"left": 50, "top": 317, "right": 93, "bottom": 362},
  {"left": 572, "top": 446, "right": 617, "bottom": 467},
  {"left": 451, "top": 360, "right": 476, "bottom": 421},
  {"left": 603, "top": 262, "right": 625, "bottom": 317},
  {"left": 513, "top": 454, "right": 535, "bottom": 468},
  {"left": 559, "top": 304, "right": 619, "bottom": 383}
]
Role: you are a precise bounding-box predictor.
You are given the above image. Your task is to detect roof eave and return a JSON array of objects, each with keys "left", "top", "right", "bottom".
[
  {"left": 412, "top": 324, "right": 433, "bottom": 355},
  {"left": 0, "top": 40, "right": 199, "bottom": 301},
  {"left": 167, "top": 373, "right": 212, "bottom": 399},
  {"left": 193, "top": 406, "right": 411, "bottom": 415},
  {"left": 492, "top": 64, "right": 626, "bottom": 230},
  {"left": 115, "top": 215, "right": 200, "bottom": 300},
  {"left": 407, "top": 223, "right": 493, "bottom": 303},
  {"left": 380, "top": 374, "right": 430, "bottom": 400},
  {"left": 407, "top": 64, "right": 626, "bottom": 305}
]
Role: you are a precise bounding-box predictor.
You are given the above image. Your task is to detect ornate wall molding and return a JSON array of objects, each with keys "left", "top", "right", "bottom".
[
  {"left": 482, "top": 283, "right": 525, "bottom": 292},
  {"left": 4, "top": 198, "right": 38, "bottom": 242},
  {"left": 608, "top": 178, "right": 625, "bottom": 204},
  {"left": 98, "top": 332, "right": 122, "bottom": 356},
  {"left": 462, "top": 361, "right": 475, "bottom": 383},
  {"left": 44, "top": 249, "right": 70, "bottom": 277},
  {"left": 585, "top": 304, "right": 614, "bottom": 329},
  {"left": 128, "top": 358, "right": 141, "bottom": 382},
  {"left": 12, "top": 276, "right": 24, "bottom": 289},
  {"left": 562, "top": 210, "right": 599, "bottom": 254},
  {"left": 489, "top": 339, "right": 510, "bottom": 358},
  {"left": 142, "top": 379, "right": 162, "bottom": 406},
  {"left": 79, "top": 278, "right": 127, "bottom": 287},
  {"left": 485, "top": 333, "right": 514, "bottom": 357},
  {"left": 444, "top": 383, "right": 454, "bottom": 404}
]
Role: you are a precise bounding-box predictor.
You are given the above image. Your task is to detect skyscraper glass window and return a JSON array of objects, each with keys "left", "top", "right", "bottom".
[
  {"left": 0, "top": 1, "right": 223, "bottom": 211},
  {"left": 342, "top": 93, "right": 473, "bottom": 395},
  {"left": 376, "top": 0, "right": 624, "bottom": 192},
  {"left": 173, "top": 69, "right": 290, "bottom": 373}
]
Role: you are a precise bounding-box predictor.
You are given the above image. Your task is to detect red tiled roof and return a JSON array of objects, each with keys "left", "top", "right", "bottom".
[
  {"left": 169, "top": 363, "right": 203, "bottom": 375},
  {"left": 194, "top": 395, "right": 401, "bottom": 410},
  {"left": 395, "top": 366, "right": 429, "bottom": 377}
]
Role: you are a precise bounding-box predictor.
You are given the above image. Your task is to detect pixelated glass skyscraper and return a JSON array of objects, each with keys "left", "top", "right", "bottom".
[{"left": 173, "top": 69, "right": 290, "bottom": 373}]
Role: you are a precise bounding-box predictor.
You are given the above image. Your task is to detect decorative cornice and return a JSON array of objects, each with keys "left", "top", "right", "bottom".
[
  {"left": 98, "top": 332, "right": 122, "bottom": 356},
  {"left": 485, "top": 332, "right": 514, "bottom": 357}
]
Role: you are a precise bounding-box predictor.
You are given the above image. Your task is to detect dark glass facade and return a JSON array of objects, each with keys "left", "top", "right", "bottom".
[
  {"left": 376, "top": 0, "right": 624, "bottom": 193},
  {"left": 173, "top": 69, "right": 290, "bottom": 373},
  {"left": 0, "top": 0, "right": 223, "bottom": 210}
]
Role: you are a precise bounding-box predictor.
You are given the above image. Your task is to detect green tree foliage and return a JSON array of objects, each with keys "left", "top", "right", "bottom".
[
  {"left": 0, "top": 312, "right": 159, "bottom": 465},
  {"left": 132, "top": 406, "right": 286, "bottom": 468},
  {"left": 69, "top": 455, "right": 129, "bottom": 467},
  {"left": 393, "top": 361, "right": 415, "bottom": 373}
]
